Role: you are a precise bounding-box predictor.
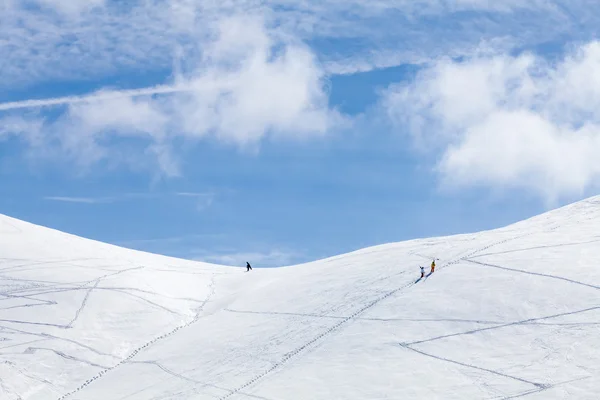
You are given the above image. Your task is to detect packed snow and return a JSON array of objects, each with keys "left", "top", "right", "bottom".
[{"left": 1, "top": 196, "right": 600, "bottom": 399}]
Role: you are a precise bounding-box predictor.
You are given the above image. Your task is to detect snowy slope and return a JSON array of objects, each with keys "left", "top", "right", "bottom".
[{"left": 1, "top": 196, "right": 600, "bottom": 400}]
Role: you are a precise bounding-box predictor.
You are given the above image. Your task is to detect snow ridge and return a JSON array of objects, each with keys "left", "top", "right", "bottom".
[{"left": 1, "top": 197, "right": 600, "bottom": 399}]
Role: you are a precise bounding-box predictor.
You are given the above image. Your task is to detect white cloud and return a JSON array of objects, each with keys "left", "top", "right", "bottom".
[
  {"left": 170, "top": 15, "right": 338, "bottom": 145},
  {"left": 384, "top": 41, "right": 600, "bottom": 203},
  {"left": 1, "top": 14, "right": 341, "bottom": 174}
]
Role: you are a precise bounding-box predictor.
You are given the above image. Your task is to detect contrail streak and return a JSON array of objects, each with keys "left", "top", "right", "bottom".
[{"left": 0, "top": 84, "right": 190, "bottom": 111}]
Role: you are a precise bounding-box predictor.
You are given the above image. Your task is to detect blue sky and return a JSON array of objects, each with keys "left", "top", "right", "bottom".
[{"left": 2, "top": 1, "right": 600, "bottom": 267}]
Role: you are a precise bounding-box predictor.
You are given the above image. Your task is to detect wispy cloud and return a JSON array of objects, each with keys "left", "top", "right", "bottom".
[
  {"left": 4, "top": 0, "right": 108, "bottom": 16},
  {"left": 176, "top": 192, "right": 215, "bottom": 211},
  {"left": 44, "top": 193, "right": 154, "bottom": 204},
  {"left": 44, "top": 196, "right": 114, "bottom": 204},
  {"left": 384, "top": 41, "right": 600, "bottom": 204},
  {"left": 118, "top": 233, "right": 226, "bottom": 247},
  {"left": 194, "top": 249, "right": 300, "bottom": 267},
  {"left": 2, "top": 0, "right": 598, "bottom": 88},
  {"left": 0, "top": 85, "right": 185, "bottom": 112},
  {"left": 117, "top": 235, "right": 299, "bottom": 267},
  {"left": 43, "top": 191, "right": 216, "bottom": 210}
]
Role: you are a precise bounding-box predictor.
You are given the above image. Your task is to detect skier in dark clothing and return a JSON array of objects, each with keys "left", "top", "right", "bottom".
[
  {"left": 246, "top": 262, "right": 252, "bottom": 272},
  {"left": 419, "top": 266, "right": 425, "bottom": 278}
]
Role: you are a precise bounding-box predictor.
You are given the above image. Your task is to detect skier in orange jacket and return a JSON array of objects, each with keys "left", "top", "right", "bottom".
[{"left": 430, "top": 259, "right": 436, "bottom": 273}]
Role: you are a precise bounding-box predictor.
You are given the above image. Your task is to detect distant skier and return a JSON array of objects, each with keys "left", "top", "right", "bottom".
[
  {"left": 246, "top": 262, "right": 252, "bottom": 272},
  {"left": 430, "top": 259, "right": 436, "bottom": 273},
  {"left": 420, "top": 266, "right": 425, "bottom": 278}
]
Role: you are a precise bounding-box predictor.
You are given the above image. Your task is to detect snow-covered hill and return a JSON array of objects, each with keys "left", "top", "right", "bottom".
[{"left": 1, "top": 196, "right": 600, "bottom": 400}]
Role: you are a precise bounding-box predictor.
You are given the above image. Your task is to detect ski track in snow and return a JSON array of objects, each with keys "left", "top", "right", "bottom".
[
  {"left": 126, "top": 360, "right": 275, "bottom": 400},
  {"left": 403, "top": 305, "right": 600, "bottom": 347},
  {"left": 55, "top": 274, "right": 218, "bottom": 400},
  {"left": 392, "top": 223, "right": 600, "bottom": 399},
  {"left": 0, "top": 266, "right": 147, "bottom": 330},
  {"left": 18, "top": 347, "right": 109, "bottom": 369},
  {"left": 0, "top": 254, "right": 218, "bottom": 399},
  {"left": 215, "top": 232, "right": 536, "bottom": 399},
  {"left": 399, "top": 343, "right": 547, "bottom": 388},
  {"left": 216, "top": 223, "right": 582, "bottom": 398},
  {"left": 465, "top": 259, "right": 600, "bottom": 291}
]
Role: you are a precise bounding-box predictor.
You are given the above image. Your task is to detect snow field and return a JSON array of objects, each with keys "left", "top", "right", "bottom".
[{"left": 1, "top": 196, "right": 599, "bottom": 399}]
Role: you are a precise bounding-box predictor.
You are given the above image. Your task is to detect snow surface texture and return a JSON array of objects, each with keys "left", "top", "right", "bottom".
[{"left": 1, "top": 196, "right": 600, "bottom": 400}]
